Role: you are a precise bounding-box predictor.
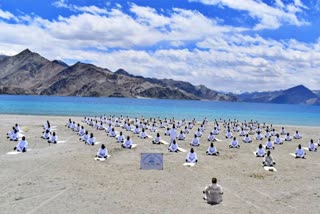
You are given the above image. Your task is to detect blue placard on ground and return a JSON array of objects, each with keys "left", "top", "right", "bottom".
[{"left": 140, "top": 153, "right": 163, "bottom": 170}]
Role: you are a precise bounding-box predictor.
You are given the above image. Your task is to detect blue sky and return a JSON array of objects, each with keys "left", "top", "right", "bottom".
[{"left": 0, "top": 0, "right": 319, "bottom": 92}]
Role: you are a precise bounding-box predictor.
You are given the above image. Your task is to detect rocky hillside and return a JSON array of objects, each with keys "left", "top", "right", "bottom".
[
  {"left": 0, "top": 49, "right": 237, "bottom": 101},
  {"left": 237, "top": 85, "right": 319, "bottom": 105}
]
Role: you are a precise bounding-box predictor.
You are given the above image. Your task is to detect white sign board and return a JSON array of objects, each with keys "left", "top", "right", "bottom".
[{"left": 140, "top": 153, "right": 163, "bottom": 170}]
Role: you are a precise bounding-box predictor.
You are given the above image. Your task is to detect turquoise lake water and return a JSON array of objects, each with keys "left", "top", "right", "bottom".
[{"left": 0, "top": 95, "right": 319, "bottom": 126}]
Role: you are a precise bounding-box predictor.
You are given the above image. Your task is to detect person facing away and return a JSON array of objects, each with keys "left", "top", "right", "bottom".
[
  {"left": 265, "top": 138, "right": 274, "bottom": 150},
  {"left": 293, "top": 130, "right": 302, "bottom": 139},
  {"left": 243, "top": 134, "right": 252, "bottom": 143},
  {"left": 96, "top": 144, "right": 108, "bottom": 158},
  {"left": 168, "top": 139, "right": 179, "bottom": 152},
  {"left": 117, "top": 131, "right": 125, "bottom": 143},
  {"left": 48, "top": 132, "right": 58, "bottom": 144},
  {"left": 229, "top": 137, "right": 240, "bottom": 148},
  {"left": 256, "top": 131, "right": 263, "bottom": 140},
  {"left": 177, "top": 130, "right": 185, "bottom": 140},
  {"left": 308, "top": 139, "right": 317, "bottom": 152},
  {"left": 206, "top": 143, "right": 219, "bottom": 155},
  {"left": 122, "top": 136, "right": 132, "bottom": 149},
  {"left": 14, "top": 136, "right": 28, "bottom": 152},
  {"left": 207, "top": 132, "right": 216, "bottom": 142},
  {"left": 256, "top": 144, "right": 266, "bottom": 157},
  {"left": 186, "top": 148, "right": 198, "bottom": 163},
  {"left": 153, "top": 133, "right": 161, "bottom": 144},
  {"left": 285, "top": 133, "right": 292, "bottom": 141},
  {"left": 274, "top": 134, "right": 283, "bottom": 145},
  {"left": 203, "top": 177, "right": 223, "bottom": 205},
  {"left": 190, "top": 134, "right": 200, "bottom": 147},
  {"left": 86, "top": 133, "right": 95, "bottom": 146},
  {"left": 295, "top": 144, "right": 306, "bottom": 158},
  {"left": 263, "top": 150, "right": 275, "bottom": 166}
]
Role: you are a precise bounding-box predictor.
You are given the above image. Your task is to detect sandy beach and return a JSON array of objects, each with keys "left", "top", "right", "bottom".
[{"left": 0, "top": 114, "right": 320, "bottom": 214}]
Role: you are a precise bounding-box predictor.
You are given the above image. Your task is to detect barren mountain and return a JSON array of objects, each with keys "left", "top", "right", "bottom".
[{"left": 0, "top": 49, "right": 236, "bottom": 101}]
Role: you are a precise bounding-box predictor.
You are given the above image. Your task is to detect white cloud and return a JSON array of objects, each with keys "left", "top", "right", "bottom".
[
  {"left": 52, "top": 0, "right": 108, "bottom": 15},
  {"left": 0, "top": 3, "right": 319, "bottom": 92},
  {"left": 189, "top": 0, "right": 309, "bottom": 29},
  {"left": 0, "top": 9, "right": 16, "bottom": 20}
]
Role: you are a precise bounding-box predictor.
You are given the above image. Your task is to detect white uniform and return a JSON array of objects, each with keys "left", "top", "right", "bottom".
[
  {"left": 212, "top": 129, "right": 219, "bottom": 135},
  {"left": 207, "top": 134, "right": 215, "bottom": 142},
  {"left": 117, "top": 135, "right": 125, "bottom": 143},
  {"left": 122, "top": 139, "right": 132, "bottom": 148},
  {"left": 10, "top": 132, "right": 19, "bottom": 141},
  {"left": 207, "top": 146, "right": 218, "bottom": 155},
  {"left": 285, "top": 135, "right": 292, "bottom": 141},
  {"left": 239, "top": 130, "right": 246, "bottom": 136},
  {"left": 309, "top": 142, "right": 317, "bottom": 151},
  {"left": 295, "top": 148, "right": 305, "bottom": 158},
  {"left": 97, "top": 148, "right": 108, "bottom": 158},
  {"left": 265, "top": 140, "right": 274, "bottom": 149},
  {"left": 186, "top": 152, "right": 198, "bottom": 163},
  {"left": 170, "top": 128, "right": 177, "bottom": 144},
  {"left": 226, "top": 131, "right": 233, "bottom": 139},
  {"left": 48, "top": 135, "right": 58, "bottom": 143},
  {"left": 42, "top": 132, "right": 51, "bottom": 139},
  {"left": 280, "top": 128, "right": 287, "bottom": 135},
  {"left": 140, "top": 131, "right": 147, "bottom": 139},
  {"left": 229, "top": 140, "right": 239, "bottom": 148},
  {"left": 153, "top": 136, "right": 161, "bottom": 144},
  {"left": 190, "top": 137, "right": 200, "bottom": 146},
  {"left": 195, "top": 130, "right": 202, "bottom": 137},
  {"left": 274, "top": 137, "right": 283, "bottom": 145},
  {"left": 243, "top": 136, "right": 252, "bottom": 143},
  {"left": 168, "top": 143, "right": 178, "bottom": 152},
  {"left": 133, "top": 127, "right": 140, "bottom": 134},
  {"left": 256, "top": 133, "right": 263, "bottom": 140},
  {"left": 109, "top": 130, "right": 117, "bottom": 137},
  {"left": 177, "top": 133, "right": 185, "bottom": 140},
  {"left": 294, "top": 133, "right": 302, "bottom": 139},
  {"left": 256, "top": 148, "right": 265, "bottom": 157},
  {"left": 78, "top": 128, "right": 85, "bottom": 136},
  {"left": 16, "top": 140, "right": 28, "bottom": 152},
  {"left": 81, "top": 134, "right": 89, "bottom": 142},
  {"left": 86, "top": 137, "right": 95, "bottom": 145}
]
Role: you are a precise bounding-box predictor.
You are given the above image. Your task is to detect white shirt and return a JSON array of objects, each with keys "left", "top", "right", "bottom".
[
  {"left": 153, "top": 136, "right": 161, "bottom": 143},
  {"left": 16, "top": 140, "right": 28, "bottom": 152},
  {"left": 208, "top": 134, "right": 215, "bottom": 141},
  {"left": 207, "top": 146, "right": 218, "bottom": 155},
  {"left": 191, "top": 137, "right": 200, "bottom": 146},
  {"left": 274, "top": 137, "right": 282, "bottom": 144},
  {"left": 295, "top": 148, "right": 305, "bottom": 157},
  {"left": 256, "top": 148, "right": 265, "bottom": 157},
  {"left": 49, "top": 135, "right": 58, "bottom": 143},
  {"left": 226, "top": 132, "right": 233, "bottom": 138},
  {"left": 230, "top": 140, "right": 239, "bottom": 148},
  {"left": 168, "top": 143, "right": 178, "bottom": 152},
  {"left": 309, "top": 143, "right": 317, "bottom": 151},
  {"left": 140, "top": 132, "right": 147, "bottom": 138},
  {"left": 177, "top": 133, "right": 185, "bottom": 140},
  {"left": 265, "top": 141, "right": 273, "bottom": 149},
  {"left": 243, "top": 136, "right": 252, "bottom": 143},
  {"left": 117, "top": 135, "right": 125, "bottom": 142},
  {"left": 97, "top": 148, "right": 108, "bottom": 157},
  {"left": 294, "top": 133, "right": 302, "bottom": 139},
  {"left": 123, "top": 139, "right": 132, "bottom": 148},
  {"left": 186, "top": 152, "right": 197, "bottom": 163},
  {"left": 86, "top": 137, "right": 95, "bottom": 145}
]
